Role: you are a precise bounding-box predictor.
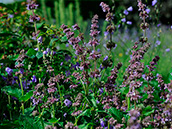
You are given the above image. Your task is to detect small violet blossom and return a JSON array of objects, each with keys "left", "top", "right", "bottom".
[
  {"left": 166, "top": 48, "right": 170, "bottom": 52},
  {"left": 152, "top": 0, "right": 157, "bottom": 6},
  {"left": 127, "top": 6, "right": 133, "bottom": 11},
  {"left": 155, "top": 40, "right": 161, "bottom": 46},
  {"left": 121, "top": 18, "right": 126, "bottom": 23},
  {"left": 126, "top": 21, "right": 132, "bottom": 25},
  {"left": 37, "top": 36, "right": 43, "bottom": 43},
  {"left": 103, "top": 56, "right": 108, "bottom": 61},
  {"left": 123, "top": 10, "right": 129, "bottom": 15},
  {"left": 64, "top": 99, "right": 72, "bottom": 107},
  {"left": 32, "top": 75, "right": 37, "bottom": 83},
  {"left": 5, "top": 67, "right": 13, "bottom": 75},
  {"left": 43, "top": 51, "right": 48, "bottom": 55},
  {"left": 145, "top": 8, "right": 150, "bottom": 14},
  {"left": 34, "top": 48, "right": 38, "bottom": 51}
]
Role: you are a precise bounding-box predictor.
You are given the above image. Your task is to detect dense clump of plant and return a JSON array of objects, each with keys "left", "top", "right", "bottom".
[{"left": 1, "top": 0, "right": 172, "bottom": 129}]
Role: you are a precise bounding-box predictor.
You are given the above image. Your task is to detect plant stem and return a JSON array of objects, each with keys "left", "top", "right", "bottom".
[
  {"left": 57, "top": 82, "right": 63, "bottom": 106},
  {"left": 127, "top": 97, "right": 130, "bottom": 110},
  {"left": 8, "top": 95, "right": 12, "bottom": 120},
  {"left": 34, "top": 21, "right": 40, "bottom": 51},
  {"left": 19, "top": 77, "right": 24, "bottom": 114},
  {"left": 38, "top": 106, "right": 45, "bottom": 129},
  {"left": 108, "top": 121, "right": 110, "bottom": 129}
]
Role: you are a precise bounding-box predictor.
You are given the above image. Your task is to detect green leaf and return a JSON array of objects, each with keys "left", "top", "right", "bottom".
[
  {"left": 0, "top": 120, "right": 20, "bottom": 129},
  {"left": 78, "top": 124, "right": 88, "bottom": 129},
  {"left": 26, "top": 48, "right": 36, "bottom": 58},
  {"left": 0, "top": 32, "right": 20, "bottom": 38},
  {"left": 36, "top": 51, "right": 43, "bottom": 59},
  {"left": 168, "top": 68, "right": 172, "bottom": 81},
  {"left": 144, "top": 105, "right": 152, "bottom": 111},
  {"left": 36, "top": 22, "right": 45, "bottom": 29},
  {"left": 1, "top": 86, "right": 22, "bottom": 99},
  {"left": 61, "top": 36, "right": 68, "bottom": 42},
  {"left": 48, "top": 118, "right": 60, "bottom": 124},
  {"left": 50, "top": 38, "right": 59, "bottom": 46},
  {"left": 19, "top": 90, "right": 33, "bottom": 102},
  {"left": 143, "top": 109, "right": 155, "bottom": 116},
  {"left": 108, "top": 107, "right": 123, "bottom": 122},
  {"left": 77, "top": 109, "right": 91, "bottom": 118},
  {"left": 90, "top": 93, "right": 97, "bottom": 107},
  {"left": 119, "top": 87, "right": 129, "bottom": 95}
]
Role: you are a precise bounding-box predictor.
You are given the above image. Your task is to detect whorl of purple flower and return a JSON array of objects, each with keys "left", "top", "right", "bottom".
[
  {"left": 26, "top": 1, "right": 38, "bottom": 10},
  {"left": 64, "top": 99, "right": 72, "bottom": 107},
  {"left": 47, "top": 87, "right": 57, "bottom": 94},
  {"left": 123, "top": 10, "right": 129, "bottom": 15},
  {"left": 32, "top": 75, "right": 37, "bottom": 83},
  {"left": 37, "top": 36, "right": 43, "bottom": 43},
  {"left": 100, "top": 2, "right": 110, "bottom": 12},
  {"left": 5, "top": 67, "right": 13, "bottom": 75},
  {"left": 68, "top": 37, "right": 80, "bottom": 45},
  {"left": 29, "top": 15, "right": 40, "bottom": 22},
  {"left": 152, "top": 0, "right": 157, "bottom": 6},
  {"left": 127, "top": 6, "right": 133, "bottom": 11},
  {"left": 72, "top": 24, "right": 80, "bottom": 30},
  {"left": 127, "top": 21, "right": 132, "bottom": 25},
  {"left": 121, "top": 18, "right": 126, "bottom": 23}
]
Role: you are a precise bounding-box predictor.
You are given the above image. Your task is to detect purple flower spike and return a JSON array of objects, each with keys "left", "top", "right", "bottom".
[
  {"left": 100, "top": 2, "right": 110, "bottom": 12},
  {"left": 64, "top": 99, "right": 72, "bottom": 107},
  {"left": 123, "top": 10, "right": 129, "bottom": 15},
  {"left": 127, "top": 6, "right": 133, "bottom": 11},
  {"left": 26, "top": 1, "right": 39, "bottom": 10},
  {"left": 5, "top": 67, "right": 13, "bottom": 75},
  {"left": 152, "top": 0, "right": 157, "bottom": 6}
]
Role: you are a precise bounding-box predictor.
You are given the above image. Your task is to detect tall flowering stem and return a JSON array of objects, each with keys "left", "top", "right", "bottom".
[
  {"left": 27, "top": 0, "right": 41, "bottom": 51},
  {"left": 100, "top": 2, "right": 116, "bottom": 50},
  {"left": 137, "top": 0, "right": 149, "bottom": 46}
]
